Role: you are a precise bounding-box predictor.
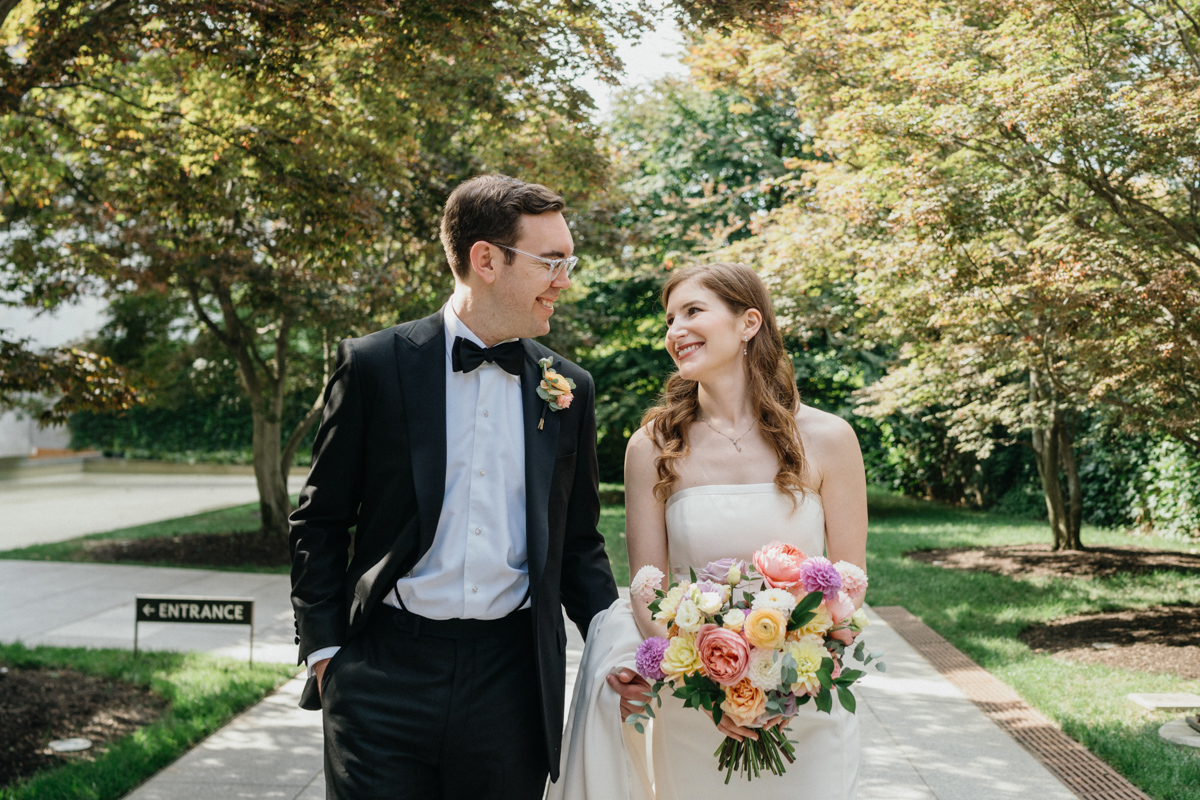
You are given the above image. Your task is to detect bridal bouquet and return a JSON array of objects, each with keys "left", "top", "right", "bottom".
[{"left": 624, "top": 544, "right": 884, "bottom": 783}]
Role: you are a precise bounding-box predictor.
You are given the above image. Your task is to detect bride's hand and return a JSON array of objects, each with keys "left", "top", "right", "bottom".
[
  {"left": 607, "top": 669, "right": 652, "bottom": 721},
  {"left": 713, "top": 710, "right": 759, "bottom": 742}
]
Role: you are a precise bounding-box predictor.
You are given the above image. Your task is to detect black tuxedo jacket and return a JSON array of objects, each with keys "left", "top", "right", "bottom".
[{"left": 288, "top": 310, "right": 619, "bottom": 779}]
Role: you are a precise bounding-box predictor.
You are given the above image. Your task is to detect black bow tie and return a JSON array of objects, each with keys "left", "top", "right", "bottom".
[{"left": 452, "top": 337, "right": 524, "bottom": 376}]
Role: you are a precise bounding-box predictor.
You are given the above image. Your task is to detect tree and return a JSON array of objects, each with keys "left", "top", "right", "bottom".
[
  {"left": 680, "top": 0, "right": 1200, "bottom": 548},
  {"left": 2, "top": 1, "right": 644, "bottom": 541}
]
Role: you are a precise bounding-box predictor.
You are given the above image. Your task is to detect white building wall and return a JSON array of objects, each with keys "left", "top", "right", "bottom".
[{"left": 0, "top": 297, "right": 108, "bottom": 458}]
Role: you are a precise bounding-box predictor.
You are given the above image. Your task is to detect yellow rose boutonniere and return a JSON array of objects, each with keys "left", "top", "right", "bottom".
[{"left": 537, "top": 357, "right": 576, "bottom": 417}]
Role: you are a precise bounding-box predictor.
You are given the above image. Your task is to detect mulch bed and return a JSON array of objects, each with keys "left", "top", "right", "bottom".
[
  {"left": 906, "top": 543, "right": 1200, "bottom": 580},
  {"left": 0, "top": 666, "right": 167, "bottom": 788},
  {"left": 1019, "top": 604, "right": 1200, "bottom": 680},
  {"left": 85, "top": 530, "right": 290, "bottom": 568},
  {"left": 908, "top": 544, "right": 1200, "bottom": 680}
]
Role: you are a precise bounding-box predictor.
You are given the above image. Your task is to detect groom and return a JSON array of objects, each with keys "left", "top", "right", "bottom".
[{"left": 289, "top": 174, "right": 619, "bottom": 798}]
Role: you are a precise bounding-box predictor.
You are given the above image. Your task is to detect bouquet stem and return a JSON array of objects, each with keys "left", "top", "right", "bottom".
[{"left": 713, "top": 727, "right": 797, "bottom": 783}]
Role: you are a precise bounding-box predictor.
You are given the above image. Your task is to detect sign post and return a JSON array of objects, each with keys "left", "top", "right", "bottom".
[{"left": 134, "top": 596, "right": 255, "bottom": 663}]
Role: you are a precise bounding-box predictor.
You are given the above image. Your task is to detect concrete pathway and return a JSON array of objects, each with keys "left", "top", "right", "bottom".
[
  {"left": 0, "top": 561, "right": 296, "bottom": 663},
  {"left": 0, "top": 472, "right": 306, "bottom": 550},
  {"left": 0, "top": 560, "right": 1078, "bottom": 800}
]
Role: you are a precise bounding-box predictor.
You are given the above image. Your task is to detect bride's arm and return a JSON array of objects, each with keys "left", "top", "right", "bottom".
[
  {"left": 624, "top": 426, "right": 671, "bottom": 640},
  {"left": 811, "top": 415, "right": 869, "bottom": 607},
  {"left": 605, "top": 426, "right": 668, "bottom": 721}
]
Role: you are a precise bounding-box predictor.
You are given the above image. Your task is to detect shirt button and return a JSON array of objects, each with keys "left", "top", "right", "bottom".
[
  {"left": 472, "top": 585, "right": 478, "bottom": 593},
  {"left": 483, "top": 410, "right": 489, "bottom": 417},
  {"left": 475, "top": 527, "right": 482, "bottom": 535},
  {"left": 479, "top": 468, "right": 485, "bottom": 476}
]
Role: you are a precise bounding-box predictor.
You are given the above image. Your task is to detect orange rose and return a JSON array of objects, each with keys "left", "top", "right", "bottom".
[
  {"left": 541, "top": 372, "right": 572, "bottom": 394},
  {"left": 744, "top": 607, "right": 787, "bottom": 649},
  {"left": 721, "top": 678, "right": 767, "bottom": 727}
]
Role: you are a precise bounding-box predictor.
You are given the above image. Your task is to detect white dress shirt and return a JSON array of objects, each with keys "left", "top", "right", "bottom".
[{"left": 307, "top": 303, "right": 528, "bottom": 672}]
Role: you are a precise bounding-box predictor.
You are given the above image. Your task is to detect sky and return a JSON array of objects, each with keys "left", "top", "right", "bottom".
[{"left": 580, "top": 11, "right": 689, "bottom": 119}]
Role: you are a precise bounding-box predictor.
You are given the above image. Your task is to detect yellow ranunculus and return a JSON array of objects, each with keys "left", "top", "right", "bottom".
[
  {"left": 744, "top": 607, "right": 787, "bottom": 649},
  {"left": 661, "top": 633, "right": 703, "bottom": 681},
  {"left": 792, "top": 603, "right": 834, "bottom": 638}
]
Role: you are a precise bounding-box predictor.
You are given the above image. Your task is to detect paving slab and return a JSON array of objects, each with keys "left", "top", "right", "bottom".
[
  {"left": 1127, "top": 692, "right": 1200, "bottom": 710},
  {"left": 0, "top": 471, "right": 306, "bottom": 549}
]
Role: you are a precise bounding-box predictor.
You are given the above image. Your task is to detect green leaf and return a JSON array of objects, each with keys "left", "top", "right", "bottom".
[
  {"left": 817, "top": 668, "right": 832, "bottom": 689},
  {"left": 634, "top": 721, "right": 645, "bottom": 734},
  {"left": 815, "top": 687, "right": 833, "bottom": 713},
  {"left": 690, "top": 566, "right": 698, "bottom": 584},
  {"left": 837, "top": 686, "right": 857, "bottom": 713}
]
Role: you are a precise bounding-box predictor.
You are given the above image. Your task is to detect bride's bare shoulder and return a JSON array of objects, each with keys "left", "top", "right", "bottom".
[
  {"left": 626, "top": 423, "right": 660, "bottom": 463},
  {"left": 794, "top": 404, "right": 860, "bottom": 454}
]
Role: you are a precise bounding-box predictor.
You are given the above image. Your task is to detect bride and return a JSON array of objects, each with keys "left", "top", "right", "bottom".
[{"left": 593, "top": 261, "right": 868, "bottom": 799}]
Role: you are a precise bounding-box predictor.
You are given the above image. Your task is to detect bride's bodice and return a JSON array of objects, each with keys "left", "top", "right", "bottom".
[{"left": 664, "top": 483, "right": 825, "bottom": 579}]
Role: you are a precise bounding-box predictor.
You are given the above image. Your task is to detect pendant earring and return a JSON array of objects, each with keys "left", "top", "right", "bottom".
[{"left": 742, "top": 336, "right": 748, "bottom": 356}]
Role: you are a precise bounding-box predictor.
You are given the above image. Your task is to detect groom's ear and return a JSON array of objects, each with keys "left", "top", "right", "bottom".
[{"left": 468, "top": 241, "right": 499, "bottom": 285}]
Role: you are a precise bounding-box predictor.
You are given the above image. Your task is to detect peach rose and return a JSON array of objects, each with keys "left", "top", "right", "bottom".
[
  {"left": 753, "top": 541, "right": 808, "bottom": 589},
  {"left": 744, "top": 607, "right": 787, "bottom": 649},
  {"left": 555, "top": 392, "right": 573, "bottom": 409},
  {"left": 695, "top": 624, "right": 752, "bottom": 687},
  {"left": 721, "top": 678, "right": 767, "bottom": 727}
]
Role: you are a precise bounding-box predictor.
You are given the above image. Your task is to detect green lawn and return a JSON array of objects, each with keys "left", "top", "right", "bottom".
[{"left": 0, "top": 643, "right": 294, "bottom": 800}]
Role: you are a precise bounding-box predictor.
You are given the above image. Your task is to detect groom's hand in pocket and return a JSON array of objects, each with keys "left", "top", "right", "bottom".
[
  {"left": 607, "top": 669, "right": 651, "bottom": 721},
  {"left": 314, "top": 658, "right": 332, "bottom": 699}
]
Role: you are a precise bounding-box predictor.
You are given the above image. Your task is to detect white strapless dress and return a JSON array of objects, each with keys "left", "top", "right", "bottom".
[
  {"left": 550, "top": 483, "right": 860, "bottom": 800},
  {"left": 652, "top": 484, "right": 860, "bottom": 800}
]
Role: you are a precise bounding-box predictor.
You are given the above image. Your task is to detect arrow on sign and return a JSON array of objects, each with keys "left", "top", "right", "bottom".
[{"left": 142, "top": 604, "right": 156, "bottom": 616}]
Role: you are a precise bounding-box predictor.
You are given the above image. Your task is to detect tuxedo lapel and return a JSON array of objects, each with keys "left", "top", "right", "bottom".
[
  {"left": 521, "top": 340, "right": 561, "bottom": 597},
  {"left": 395, "top": 312, "right": 447, "bottom": 556}
]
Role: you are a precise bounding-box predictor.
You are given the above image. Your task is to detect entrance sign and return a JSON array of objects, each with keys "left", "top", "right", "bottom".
[{"left": 134, "top": 596, "right": 255, "bottom": 662}]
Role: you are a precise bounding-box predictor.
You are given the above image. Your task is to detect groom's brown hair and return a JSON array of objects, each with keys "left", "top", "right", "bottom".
[{"left": 440, "top": 175, "right": 564, "bottom": 280}]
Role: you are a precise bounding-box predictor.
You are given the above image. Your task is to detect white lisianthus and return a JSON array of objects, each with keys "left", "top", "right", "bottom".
[
  {"left": 674, "top": 599, "right": 704, "bottom": 633},
  {"left": 745, "top": 646, "right": 784, "bottom": 691},
  {"left": 751, "top": 588, "right": 798, "bottom": 616},
  {"left": 849, "top": 608, "right": 870, "bottom": 631},
  {"left": 697, "top": 591, "right": 724, "bottom": 616},
  {"left": 722, "top": 608, "right": 746, "bottom": 632},
  {"left": 655, "top": 585, "right": 686, "bottom": 623},
  {"left": 630, "top": 565, "right": 665, "bottom": 604}
]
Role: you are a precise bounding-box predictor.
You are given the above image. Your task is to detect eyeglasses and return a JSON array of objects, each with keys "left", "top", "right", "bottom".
[{"left": 489, "top": 242, "right": 578, "bottom": 282}]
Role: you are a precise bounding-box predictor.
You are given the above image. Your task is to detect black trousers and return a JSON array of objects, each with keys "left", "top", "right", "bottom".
[{"left": 320, "top": 604, "right": 548, "bottom": 800}]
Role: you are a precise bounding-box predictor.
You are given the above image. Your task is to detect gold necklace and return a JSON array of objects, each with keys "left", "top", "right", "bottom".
[{"left": 700, "top": 417, "right": 756, "bottom": 452}]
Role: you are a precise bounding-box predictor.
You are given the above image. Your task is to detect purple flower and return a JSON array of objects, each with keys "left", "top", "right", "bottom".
[
  {"left": 698, "top": 558, "right": 748, "bottom": 586},
  {"left": 635, "top": 636, "right": 670, "bottom": 682},
  {"left": 695, "top": 579, "right": 725, "bottom": 596},
  {"left": 799, "top": 556, "right": 843, "bottom": 602}
]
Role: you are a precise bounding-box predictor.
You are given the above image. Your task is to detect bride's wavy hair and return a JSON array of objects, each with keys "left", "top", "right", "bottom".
[{"left": 642, "top": 262, "right": 809, "bottom": 505}]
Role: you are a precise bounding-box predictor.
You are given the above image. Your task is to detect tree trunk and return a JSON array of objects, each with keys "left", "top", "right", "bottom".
[
  {"left": 1029, "top": 371, "right": 1083, "bottom": 550},
  {"left": 1058, "top": 418, "right": 1083, "bottom": 550},
  {"left": 252, "top": 410, "right": 291, "bottom": 542}
]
